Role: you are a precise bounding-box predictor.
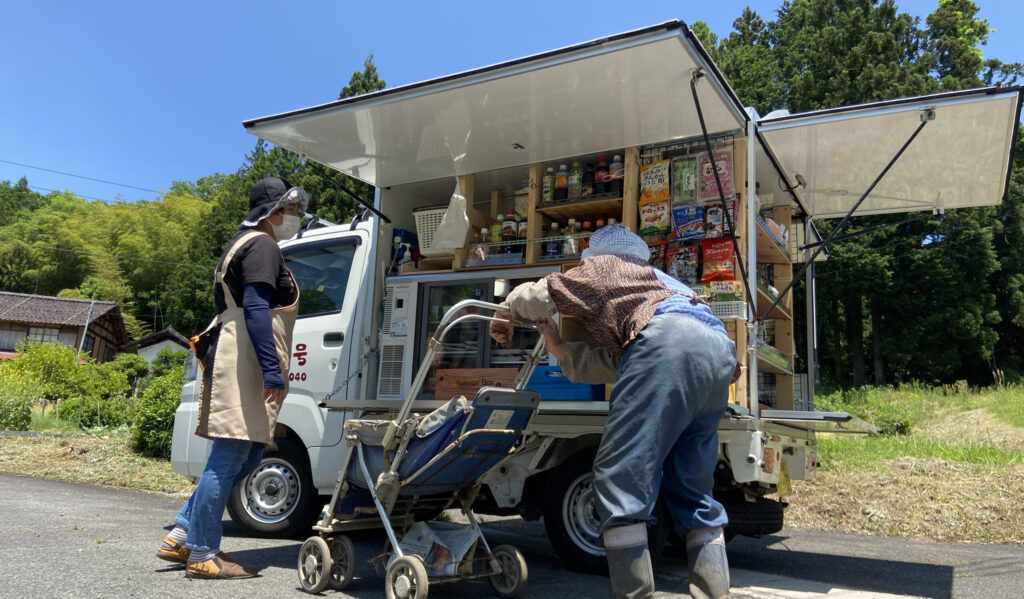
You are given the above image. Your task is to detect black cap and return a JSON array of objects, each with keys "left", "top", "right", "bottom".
[{"left": 242, "top": 176, "right": 291, "bottom": 226}]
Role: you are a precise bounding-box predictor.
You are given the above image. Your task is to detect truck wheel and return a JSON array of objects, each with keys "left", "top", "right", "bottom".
[
  {"left": 542, "top": 451, "right": 669, "bottom": 573},
  {"left": 721, "top": 494, "right": 785, "bottom": 539},
  {"left": 227, "top": 437, "right": 321, "bottom": 538}
]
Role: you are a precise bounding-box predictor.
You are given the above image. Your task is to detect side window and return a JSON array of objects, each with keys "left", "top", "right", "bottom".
[{"left": 283, "top": 240, "right": 358, "bottom": 318}]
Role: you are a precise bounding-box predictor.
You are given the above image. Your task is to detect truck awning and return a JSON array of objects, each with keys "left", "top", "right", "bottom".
[
  {"left": 758, "top": 87, "right": 1023, "bottom": 218},
  {"left": 243, "top": 21, "right": 748, "bottom": 188}
]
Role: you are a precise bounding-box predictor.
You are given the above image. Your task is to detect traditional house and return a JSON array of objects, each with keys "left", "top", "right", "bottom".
[
  {"left": 0, "top": 292, "right": 129, "bottom": 362},
  {"left": 120, "top": 326, "right": 189, "bottom": 364}
]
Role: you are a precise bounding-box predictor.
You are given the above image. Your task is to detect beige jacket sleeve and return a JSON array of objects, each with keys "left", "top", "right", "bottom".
[
  {"left": 559, "top": 341, "right": 620, "bottom": 384},
  {"left": 504, "top": 279, "right": 557, "bottom": 323}
]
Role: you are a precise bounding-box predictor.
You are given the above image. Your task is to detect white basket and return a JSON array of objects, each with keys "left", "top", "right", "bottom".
[
  {"left": 710, "top": 301, "right": 747, "bottom": 321},
  {"left": 414, "top": 207, "right": 454, "bottom": 257}
]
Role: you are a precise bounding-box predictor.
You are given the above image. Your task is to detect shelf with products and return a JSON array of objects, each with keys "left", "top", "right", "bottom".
[
  {"left": 756, "top": 282, "right": 792, "bottom": 320},
  {"left": 756, "top": 341, "right": 793, "bottom": 376},
  {"left": 756, "top": 217, "right": 789, "bottom": 264},
  {"left": 536, "top": 195, "right": 624, "bottom": 223}
]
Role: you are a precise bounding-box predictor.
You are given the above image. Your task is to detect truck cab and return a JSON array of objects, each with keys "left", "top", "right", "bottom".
[{"left": 171, "top": 20, "right": 1020, "bottom": 570}]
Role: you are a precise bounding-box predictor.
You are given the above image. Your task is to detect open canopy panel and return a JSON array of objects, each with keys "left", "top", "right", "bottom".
[
  {"left": 244, "top": 21, "right": 747, "bottom": 188},
  {"left": 758, "top": 87, "right": 1022, "bottom": 219}
]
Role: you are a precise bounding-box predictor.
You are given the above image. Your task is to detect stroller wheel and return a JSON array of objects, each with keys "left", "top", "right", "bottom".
[
  {"left": 385, "top": 555, "right": 429, "bottom": 599},
  {"left": 327, "top": 535, "right": 356, "bottom": 590},
  {"left": 297, "top": 536, "right": 332, "bottom": 593},
  {"left": 488, "top": 544, "right": 528, "bottom": 598}
]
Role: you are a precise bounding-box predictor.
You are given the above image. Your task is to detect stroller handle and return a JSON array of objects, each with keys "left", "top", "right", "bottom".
[{"left": 384, "top": 298, "right": 546, "bottom": 452}]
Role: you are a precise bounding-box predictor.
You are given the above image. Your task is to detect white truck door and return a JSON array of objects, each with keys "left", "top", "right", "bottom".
[{"left": 280, "top": 231, "right": 367, "bottom": 445}]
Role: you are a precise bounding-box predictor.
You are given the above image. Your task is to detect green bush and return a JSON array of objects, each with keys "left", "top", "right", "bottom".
[
  {"left": 11, "top": 340, "right": 84, "bottom": 402},
  {"left": 132, "top": 366, "right": 185, "bottom": 458},
  {"left": 56, "top": 396, "right": 135, "bottom": 429},
  {"left": 152, "top": 348, "right": 188, "bottom": 377},
  {"left": 0, "top": 364, "right": 37, "bottom": 431},
  {"left": 109, "top": 352, "right": 151, "bottom": 385}
]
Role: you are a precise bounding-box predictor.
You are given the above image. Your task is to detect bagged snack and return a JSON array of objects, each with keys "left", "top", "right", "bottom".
[
  {"left": 668, "top": 244, "right": 700, "bottom": 285},
  {"left": 639, "top": 159, "right": 671, "bottom": 206},
  {"left": 701, "top": 238, "right": 735, "bottom": 282},
  {"left": 709, "top": 280, "right": 743, "bottom": 302},
  {"left": 639, "top": 200, "right": 670, "bottom": 235},
  {"left": 698, "top": 150, "right": 734, "bottom": 202},
  {"left": 671, "top": 157, "right": 698, "bottom": 204},
  {"left": 671, "top": 204, "right": 704, "bottom": 240},
  {"left": 705, "top": 197, "right": 738, "bottom": 238},
  {"left": 647, "top": 241, "right": 667, "bottom": 269}
]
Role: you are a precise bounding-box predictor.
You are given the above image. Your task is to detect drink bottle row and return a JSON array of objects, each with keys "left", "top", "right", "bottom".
[
  {"left": 470, "top": 216, "right": 619, "bottom": 260},
  {"left": 541, "top": 154, "right": 624, "bottom": 204}
]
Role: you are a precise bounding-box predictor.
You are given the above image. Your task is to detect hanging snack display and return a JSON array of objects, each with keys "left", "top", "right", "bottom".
[
  {"left": 671, "top": 157, "right": 698, "bottom": 204},
  {"left": 671, "top": 204, "right": 704, "bottom": 240},
  {"left": 698, "top": 149, "right": 734, "bottom": 202},
  {"left": 639, "top": 159, "right": 671, "bottom": 206},
  {"left": 667, "top": 244, "right": 700, "bottom": 285},
  {"left": 639, "top": 201, "right": 670, "bottom": 236},
  {"left": 700, "top": 237, "right": 735, "bottom": 281}
]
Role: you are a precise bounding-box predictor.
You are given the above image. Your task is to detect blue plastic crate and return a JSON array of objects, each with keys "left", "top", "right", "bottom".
[{"left": 525, "top": 366, "right": 604, "bottom": 401}]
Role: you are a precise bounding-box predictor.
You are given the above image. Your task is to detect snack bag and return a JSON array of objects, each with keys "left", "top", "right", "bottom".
[
  {"left": 709, "top": 280, "right": 743, "bottom": 302},
  {"left": 669, "top": 245, "right": 700, "bottom": 285},
  {"left": 647, "top": 241, "right": 667, "bottom": 269},
  {"left": 639, "top": 159, "right": 671, "bottom": 206},
  {"left": 701, "top": 238, "right": 735, "bottom": 281},
  {"left": 671, "top": 157, "right": 698, "bottom": 204},
  {"left": 639, "top": 200, "right": 670, "bottom": 235},
  {"left": 698, "top": 150, "right": 734, "bottom": 202},
  {"left": 671, "top": 204, "right": 704, "bottom": 240}
]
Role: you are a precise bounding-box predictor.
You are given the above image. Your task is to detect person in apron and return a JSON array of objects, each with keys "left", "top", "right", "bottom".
[
  {"left": 156, "top": 177, "right": 306, "bottom": 579},
  {"left": 490, "top": 224, "right": 737, "bottom": 599}
]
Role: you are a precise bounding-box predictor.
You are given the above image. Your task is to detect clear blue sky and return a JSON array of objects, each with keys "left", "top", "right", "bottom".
[{"left": 1, "top": 0, "right": 1020, "bottom": 204}]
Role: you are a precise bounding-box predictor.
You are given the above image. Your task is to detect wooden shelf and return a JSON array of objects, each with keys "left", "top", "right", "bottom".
[
  {"left": 757, "top": 287, "right": 792, "bottom": 320},
  {"left": 536, "top": 196, "right": 623, "bottom": 223},
  {"left": 756, "top": 343, "right": 793, "bottom": 376},
  {"left": 756, "top": 219, "right": 789, "bottom": 264}
]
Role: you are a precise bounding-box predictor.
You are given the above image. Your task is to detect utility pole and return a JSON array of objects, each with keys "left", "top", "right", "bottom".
[{"left": 76, "top": 298, "right": 96, "bottom": 360}]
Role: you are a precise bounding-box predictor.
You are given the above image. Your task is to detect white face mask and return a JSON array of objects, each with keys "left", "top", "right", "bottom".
[{"left": 272, "top": 214, "right": 301, "bottom": 240}]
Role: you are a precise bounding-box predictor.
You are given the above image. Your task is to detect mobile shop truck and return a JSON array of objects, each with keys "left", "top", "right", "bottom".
[{"left": 171, "top": 21, "right": 1021, "bottom": 571}]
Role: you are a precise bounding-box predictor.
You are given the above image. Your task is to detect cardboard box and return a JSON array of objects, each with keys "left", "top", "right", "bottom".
[{"left": 435, "top": 368, "right": 518, "bottom": 400}]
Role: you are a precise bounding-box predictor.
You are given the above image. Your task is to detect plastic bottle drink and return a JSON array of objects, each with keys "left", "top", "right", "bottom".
[
  {"left": 595, "top": 218, "right": 606, "bottom": 230},
  {"left": 609, "top": 154, "right": 624, "bottom": 196},
  {"left": 473, "top": 228, "right": 488, "bottom": 261},
  {"left": 546, "top": 223, "right": 562, "bottom": 257},
  {"left": 568, "top": 162, "right": 583, "bottom": 201},
  {"left": 542, "top": 167, "right": 556, "bottom": 204},
  {"left": 580, "top": 221, "right": 593, "bottom": 252},
  {"left": 595, "top": 155, "right": 609, "bottom": 195},
  {"left": 564, "top": 218, "right": 579, "bottom": 255},
  {"left": 555, "top": 164, "right": 569, "bottom": 201},
  {"left": 515, "top": 213, "right": 527, "bottom": 254},
  {"left": 491, "top": 216, "right": 503, "bottom": 251},
  {"left": 582, "top": 163, "right": 595, "bottom": 198},
  {"left": 502, "top": 210, "right": 517, "bottom": 253}
]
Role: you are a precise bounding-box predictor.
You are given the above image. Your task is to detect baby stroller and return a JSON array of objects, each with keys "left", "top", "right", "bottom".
[{"left": 297, "top": 300, "right": 545, "bottom": 598}]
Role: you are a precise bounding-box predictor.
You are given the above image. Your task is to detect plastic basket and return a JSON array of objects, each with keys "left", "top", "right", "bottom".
[
  {"left": 414, "top": 206, "right": 454, "bottom": 257},
  {"left": 710, "top": 301, "right": 747, "bottom": 321}
]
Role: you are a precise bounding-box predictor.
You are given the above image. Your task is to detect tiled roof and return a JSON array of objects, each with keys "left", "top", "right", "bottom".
[
  {"left": 0, "top": 291, "right": 118, "bottom": 326},
  {"left": 121, "top": 327, "right": 189, "bottom": 352}
]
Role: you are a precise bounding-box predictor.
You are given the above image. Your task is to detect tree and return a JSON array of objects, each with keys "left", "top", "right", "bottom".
[{"left": 339, "top": 54, "right": 386, "bottom": 99}]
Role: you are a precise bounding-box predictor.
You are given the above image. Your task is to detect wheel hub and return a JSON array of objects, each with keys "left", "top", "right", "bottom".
[
  {"left": 563, "top": 474, "right": 605, "bottom": 556},
  {"left": 244, "top": 459, "right": 300, "bottom": 523},
  {"left": 394, "top": 573, "right": 412, "bottom": 597},
  {"left": 304, "top": 554, "right": 318, "bottom": 573}
]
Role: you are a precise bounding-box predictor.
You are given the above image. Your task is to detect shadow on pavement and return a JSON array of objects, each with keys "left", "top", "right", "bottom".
[{"left": 721, "top": 534, "right": 954, "bottom": 599}]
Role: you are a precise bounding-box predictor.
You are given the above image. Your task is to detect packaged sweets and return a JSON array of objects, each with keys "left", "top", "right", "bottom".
[
  {"left": 698, "top": 150, "right": 734, "bottom": 202},
  {"left": 709, "top": 280, "right": 743, "bottom": 302},
  {"left": 701, "top": 238, "right": 735, "bottom": 282},
  {"left": 647, "top": 241, "right": 667, "bottom": 269},
  {"left": 704, "top": 197, "right": 738, "bottom": 238},
  {"left": 671, "top": 157, "right": 698, "bottom": 204},
  {"left": 639, "top": 200, "right": 670, "bottom": 235},
  {"left": 668, "top": 244, "right": 700, "bottom": 285},
  {"left": 671, "top": 204, "right": 705, "bottom": 240},
  {"left": 639, "top": 159, "right": 671, "bottom": 206}
]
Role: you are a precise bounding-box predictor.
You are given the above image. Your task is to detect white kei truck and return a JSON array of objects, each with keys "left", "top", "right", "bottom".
[{"left": 171, "top": 21, "right": 1021, "bottom": 571}]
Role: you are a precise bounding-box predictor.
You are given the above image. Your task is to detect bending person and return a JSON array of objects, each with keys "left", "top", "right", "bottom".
[{"left": 490, "top": 224, "right": 736, "bottom": 599}]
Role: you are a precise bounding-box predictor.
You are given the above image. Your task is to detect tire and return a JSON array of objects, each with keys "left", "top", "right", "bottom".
[
  {"left": 227, "top": 437, "right": 321, "bottom": 538},
  {"left": 542, "top": 450, "right": 670, "bottom": 573},
  {"left": 297, "top": 536, "right": 332, "bottom": 594},
  {"left": 385, "top": 554, "right": 429, "bottom": 599},
  {"left": 328, "top": 534, "right": 357, "bottom": 590},
  {"left": 489, "top": 544, "right": 528, "bottom": 598},
  {"left": 721, "top": 495, "right": 785, "bottom": 539}
]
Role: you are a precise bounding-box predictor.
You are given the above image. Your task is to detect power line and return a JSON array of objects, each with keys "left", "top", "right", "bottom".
[
  {"left": 0, "top": 238, "right": 214, "bottom": 271},
  {"left": 26, "top": 185, "right": 109, "bottom": 203},
  {"left": 0, "top": 158, "right": 163, "bottom": 195}
]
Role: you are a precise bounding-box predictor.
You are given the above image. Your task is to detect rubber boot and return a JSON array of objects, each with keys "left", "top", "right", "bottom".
[
  {"left": 602, "top": 523, "right": 655, "bottom": 599},
  {"left": 686, "top": 527, "right": 730, "bottom": 599}
]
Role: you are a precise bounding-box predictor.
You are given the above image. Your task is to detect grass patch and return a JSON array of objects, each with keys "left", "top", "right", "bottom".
[
  {"left": 818, "top": 434, "right": 1024, "bottom": 470},
  {"left": 0, "top": 428, "right": 193, "bottom": 497},
  {"left": 29, "top": 402, "right": 87, "bottom": 434}
]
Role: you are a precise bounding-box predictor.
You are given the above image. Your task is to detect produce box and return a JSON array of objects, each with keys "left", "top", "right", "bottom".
[{"left": 525, "top": 366, "right": 603, "bottom": 402}]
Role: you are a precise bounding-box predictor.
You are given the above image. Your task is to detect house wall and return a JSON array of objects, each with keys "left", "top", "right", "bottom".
[
  {"left": 0, "top": 323, "right": 28, "bottom": 351},
  {"left": 138, "top": 340, "right": 189, "bottom": 364}
]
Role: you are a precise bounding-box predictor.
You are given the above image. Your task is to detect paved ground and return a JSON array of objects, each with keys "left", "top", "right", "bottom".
[{"left": 2, "top": 473, "right": 1022, "bottom": 598}]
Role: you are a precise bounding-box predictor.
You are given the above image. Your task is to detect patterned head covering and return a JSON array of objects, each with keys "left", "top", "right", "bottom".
[{"left": 580, "top": 224, "right": 649, "bottom": 262}]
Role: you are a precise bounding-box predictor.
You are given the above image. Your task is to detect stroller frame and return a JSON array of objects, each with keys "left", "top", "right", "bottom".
[{"left": 297, "top": 300, "right": 546, "bottom": 597}]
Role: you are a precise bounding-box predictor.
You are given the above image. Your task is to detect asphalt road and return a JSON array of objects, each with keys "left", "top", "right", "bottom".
[{"left": 1, "top": 473, "right": 1022, "bottom": 598}]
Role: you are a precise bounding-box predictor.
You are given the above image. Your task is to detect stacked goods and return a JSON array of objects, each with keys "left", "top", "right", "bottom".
[{"left": 639, "top": 159, "right": 671, "bottom": 239}]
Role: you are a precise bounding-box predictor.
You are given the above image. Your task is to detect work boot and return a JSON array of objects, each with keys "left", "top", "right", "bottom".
[
  {"left": 602, "top": 523, "right": 655, "bottom": 599},
  {"left": 156, "top": 536, "right": 191, "bottom": 563},
  {"left": 185, "top": 554, "right": 259, "bottom": 579},
  {"left": 686, "top": 527, "right": 730, "bottom": 599}
]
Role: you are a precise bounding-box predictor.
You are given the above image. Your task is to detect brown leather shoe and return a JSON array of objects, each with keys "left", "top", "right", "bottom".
[
  {"left": 185, "top": 554, "right": 259, "bottom": 579},
  {"left": 157, "top": 537, "right": 191, "bottom": 563}
]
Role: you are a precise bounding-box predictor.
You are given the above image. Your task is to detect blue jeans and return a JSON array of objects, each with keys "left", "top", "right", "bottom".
[
  {"left": 593, "top": 313, "right": 736, "bottom": 535},
  {"left": 174, "top": 438, "right": 263, "bottom": 552}
]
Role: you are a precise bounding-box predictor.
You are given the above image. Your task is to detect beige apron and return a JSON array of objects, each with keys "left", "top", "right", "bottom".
[{"left": 195, "top": 231, "right": 299, "bottom": 445}]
